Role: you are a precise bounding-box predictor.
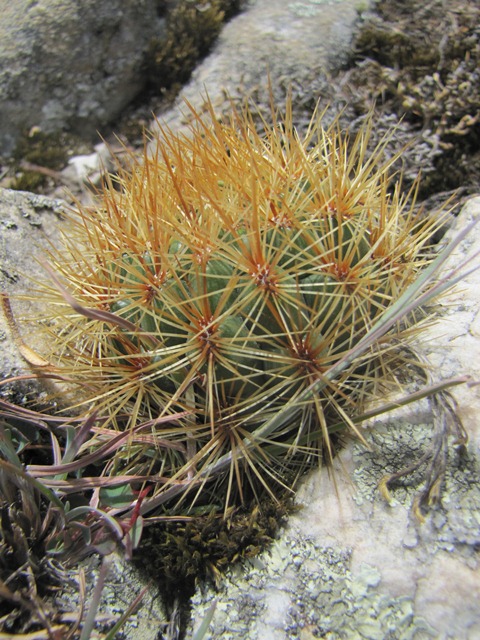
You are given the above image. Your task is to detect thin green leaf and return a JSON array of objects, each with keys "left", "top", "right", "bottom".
[
  {"left": 61, "top": 412, "right": 98, "bottom": 465},
  {"left": 100, "top": 483, "right": 136, "bottom": 508},
  {"left": 79, "top": 556, "right": 109, "bottom": 640},
  {"left": 0, "top": 457, "right": 65, "bottom": 511},
  {"left": 66, "top": 505, "right": 124, "bottom": 541},
  {"left": 193, "top": 601, "right": 217, "bottom": 640},
  {"left": 0, "top": 426, "right": 23, "bottom": 465}
]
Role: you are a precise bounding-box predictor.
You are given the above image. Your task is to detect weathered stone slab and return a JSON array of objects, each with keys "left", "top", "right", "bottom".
[
  {"left": 0, "top": 187, "right": 66, "bottom": 395},
  {"left": 0, "top": 0, "right": 165, "bottom": 156},
  {"left": 152, "top": 0, "right": 365, "bottom": 136}
]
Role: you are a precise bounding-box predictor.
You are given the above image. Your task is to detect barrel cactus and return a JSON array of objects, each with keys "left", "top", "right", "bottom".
[{"left": 33, "top": 100, "right": 447, "bottom": 512}]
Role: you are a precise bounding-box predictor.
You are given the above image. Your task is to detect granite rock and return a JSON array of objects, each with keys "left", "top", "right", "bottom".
[
  {"left": 151, "top": 0, "right": 366, "bottom": 139},
  {"left": 0, "top": 0, "right": 165, "bottom": 157},
  {"left": 0, "top": 187, "right": 66, "bottom": 398}
]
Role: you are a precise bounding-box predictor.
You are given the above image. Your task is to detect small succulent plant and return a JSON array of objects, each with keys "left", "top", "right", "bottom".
[
  {"left": 0, "top": 399, "right": 155, "bottom": 637},
  {"left": 0, "top": 450, "right": 65, "bottom": 634},
  {"left": 13, "top": 98, "right": 465, "bottom": 516}
]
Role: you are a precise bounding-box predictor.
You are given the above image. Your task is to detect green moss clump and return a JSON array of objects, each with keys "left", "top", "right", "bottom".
[
  {"left": 11, "top": 170, "right": 46, "bottom": 193},
  {"left": 11, "top": 129, "right": 72, "bottom": 192}
]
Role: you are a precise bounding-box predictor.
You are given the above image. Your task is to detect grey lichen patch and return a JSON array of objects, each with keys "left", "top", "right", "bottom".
[
  {"left": 189, "top": 534, "right": 437, "bottom": 639},
  {"left": 53, "top": 553, "right": 167, "bottom": 640},
  {"left": 353, "top": 405, "right": 480, "bottom": 562},
  {"left": 0, "top": 189, "right": 67, "bottom": 396},
  {"left": 429, "top": 452, "right": 480, "bottom": 555},
  {"left": 352, "top": 405, "right": 436, "bottom": 506}
]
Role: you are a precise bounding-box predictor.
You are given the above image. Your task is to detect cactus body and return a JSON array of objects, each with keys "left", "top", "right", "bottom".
[{"left": 40, "top": 102, "right": 444, "bottom": 510}]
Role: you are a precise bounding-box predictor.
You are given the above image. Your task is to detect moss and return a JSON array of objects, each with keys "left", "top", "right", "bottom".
[
  {"left": 135, "top": 499, "right": 289, "bottom": 627},
  {"left": 346, "top": 0, "right": 480, "bottom": 198},
  {"left": 146, "top": 0, "right": 245, "bottom": 95},
  {"left": 10, "top": 128, "right": 73, "bottom": 192},
  {"left": 137, "top": 500, "right": 288, "bottom": 590},
  {"left": 11, "top": 170, "right": 47, "bottom": 192}
]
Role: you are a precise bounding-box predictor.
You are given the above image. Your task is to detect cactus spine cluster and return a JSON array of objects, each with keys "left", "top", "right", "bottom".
[{"left": 38, "top": 101, "right": 443, "bottom": 510}]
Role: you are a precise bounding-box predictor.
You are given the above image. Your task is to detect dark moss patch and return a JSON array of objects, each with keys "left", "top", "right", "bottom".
[
  {"left": 110, "top": 1, "right": 247, "bottom": 146},
  {"left": 10, "top": 129, "right": 79, "bottom": 192},
  {"left": 343, "top": 0, "right": 480, "bottom": 199},
  {"left": 134, "top": 499, "right": 289, "bottom": 635},
  {"left": 146, "top": 0, "right": 246, "bottom": 96}
]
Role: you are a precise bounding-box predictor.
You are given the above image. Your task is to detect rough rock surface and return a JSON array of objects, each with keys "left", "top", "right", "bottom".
[
  {"left": 187, "top": 199, "right": 480, "bottom": 640},
  {"left": 0, "top": 0, "right": 165, "bottom": 157},
  {"left": 0, "top": 187, "right": 66, "bottom": 397},
  {"left": 152, "top": 0, "right": 364, "bottom": 138}
]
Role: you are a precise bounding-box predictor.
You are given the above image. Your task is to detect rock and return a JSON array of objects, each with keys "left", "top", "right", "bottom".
[
  {"left": 188, "top": 198, "right": 480, "bottom": 640},
  {"left": 53, "top": 553, "right": 167, "bottom": 640},
  {"left": 0, "top": 0, "right": 165, "bottom": 158},
  {"left": 151, "top": 0, "right": 366, "bottom": 138},
  {"left": 0, "top": 187, "right": 66, "bottom": 397},
  {"left": 61, "top": 142, "right": 118, "bottom": 191}
]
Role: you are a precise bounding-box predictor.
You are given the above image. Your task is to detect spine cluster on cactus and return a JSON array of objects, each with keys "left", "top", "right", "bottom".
[{"left": 35, "top": 100, "right": 444, "bottom": 510}]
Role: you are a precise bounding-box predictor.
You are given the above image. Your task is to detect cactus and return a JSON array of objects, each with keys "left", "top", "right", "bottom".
[{"left": 33, "top": 100, "right": 447, "bottom": 512}]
